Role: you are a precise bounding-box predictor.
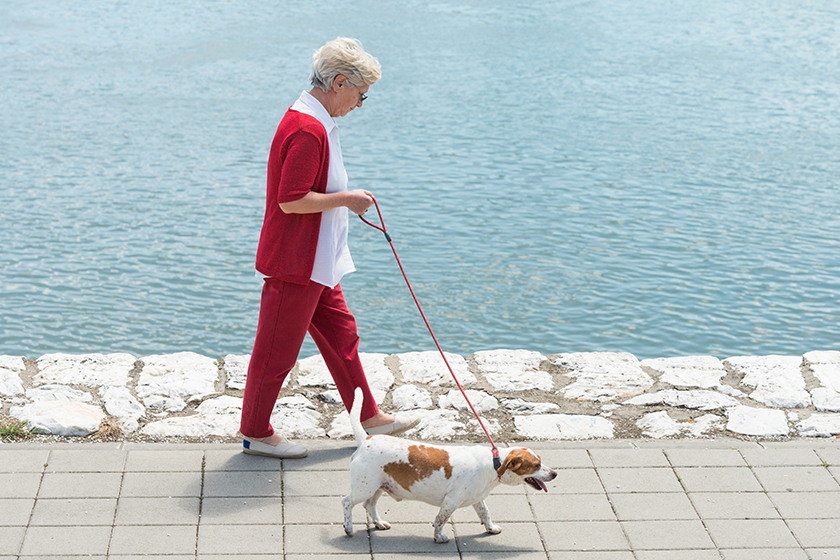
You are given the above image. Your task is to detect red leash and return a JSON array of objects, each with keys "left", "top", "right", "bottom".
[{"left": 359, "top": 197, "right": 502, "bottom": 470}]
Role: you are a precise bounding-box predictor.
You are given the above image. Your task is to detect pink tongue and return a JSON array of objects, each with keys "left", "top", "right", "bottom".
[{"left": 537, "top": 479, "right": 548, "bottom": 492}]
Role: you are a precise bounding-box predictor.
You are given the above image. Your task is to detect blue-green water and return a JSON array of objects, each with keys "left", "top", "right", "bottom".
[{"left": 1, "top": 1, "right": 839, "bottom": 360}]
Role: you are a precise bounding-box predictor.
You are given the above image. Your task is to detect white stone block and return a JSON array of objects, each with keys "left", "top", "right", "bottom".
[
  {"left": 514, "top": 414, "right": 614, "bottom": 440},
  {"left": 101, "top": 386, "right": 145, "bottom": 431},
  {"left": 641, "top": 355, "right": 726, "bottom": 389},
  {"left": 26, "top": 384, "right": 93, "bottom": 403},
  {"left": 475, "top": 349, "right": 552, "bottom": 392},
  {"left": 137, "top": 352, "right": 218, "bottom": 399},
  {"left": 34, "top": 353, "right": 134, "bottom": 388},
  {"left": 269, "top": 400, "right": 325, "bottom": 438},
  {"left": 797, "top": 413, "right": 840, "bottom": 437},
  {"left": 624, "top": 389, "right": 740, "bottom": 411},
  {"left": 726, "top": 405, "right": 789, "bottom": 437},
  {"left": 143, "top": 395, "right": 187, "bottom": 413},
  {"left": 637, "top": 411, "right": 682, "bottom": 438},
  {"left": 406, "top": 409, "right": 466, "bottom": 440},
  {"left": 438, "top": 389, "right": 498, "bottom": 413},
  {"left": 811, "top": 388, "right": 840, "bottom": 412},
  {"left": 140, "top": 396, "right": 242, "bottom": 438},
  {"left": 555, "top": 352, "right": 653, "bottom": 402},
  {"left": 503, "top": 398, "right": 560, "bottom": 415},
  {"left": 392, "top": 384, "right": 433, "bottom": 410},
  {"left": 12, "top": 400, "right": 105, "bottom": 437},
  {"left": 0, "top": 356, "right": 25, "bottom": 396},
  {"left": 396, "top": 351, "right": 475, "bottom": 386},
  {"left": 685, "top": 414, "right": 725, "bottom": 437},
  {"left": 223, "top": 354, "right": 250, "bottom": 390},
  {"left": 725, "top": 355, "right": 809, "bottom": 408}
]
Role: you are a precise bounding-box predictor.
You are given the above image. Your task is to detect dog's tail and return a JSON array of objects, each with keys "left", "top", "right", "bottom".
[{"left": 350, "top": 387, "right": 368, "bottom": 448}]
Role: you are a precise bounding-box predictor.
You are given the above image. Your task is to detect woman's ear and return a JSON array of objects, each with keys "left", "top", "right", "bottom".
[{"left": 333, "top": 74, "right": 347, "bottom": 92}]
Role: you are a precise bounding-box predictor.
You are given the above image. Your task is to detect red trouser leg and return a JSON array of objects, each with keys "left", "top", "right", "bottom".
[
  {"left": 240, "top": 279, "right": 379, "bottom": 439},
  {"left": 308, "top": 283, "right": 379, "bottom": 423}
]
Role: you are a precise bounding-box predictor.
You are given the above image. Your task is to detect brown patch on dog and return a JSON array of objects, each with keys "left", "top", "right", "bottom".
[
  {"left": 384, "top": 445, "right": 453, "bottom": 491},
  {"left": 496, "top": 448, "right": 541, "bottom": 478}
]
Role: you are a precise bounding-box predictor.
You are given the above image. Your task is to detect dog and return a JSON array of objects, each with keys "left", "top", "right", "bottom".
[{"left": 342, "top": 387, "right": 557, "bottom": 543}]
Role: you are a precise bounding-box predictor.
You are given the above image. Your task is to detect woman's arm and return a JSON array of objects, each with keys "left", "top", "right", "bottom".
[{"left": 279, "top": 189, "right": 375, "bottom": 216}]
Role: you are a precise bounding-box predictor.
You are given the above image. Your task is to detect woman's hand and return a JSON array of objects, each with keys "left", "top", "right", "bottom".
[{"left": 344, "top": 189, "right": 375, "bottom": 215}]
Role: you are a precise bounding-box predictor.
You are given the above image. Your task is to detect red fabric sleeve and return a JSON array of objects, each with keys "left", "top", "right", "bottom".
[{"left": 276, "top": 130, "right": 324, "bottom": 204}]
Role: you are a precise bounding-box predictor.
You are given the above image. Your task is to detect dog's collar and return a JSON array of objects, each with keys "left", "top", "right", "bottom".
[{"left": 492, "top": 448, "right": 501, "bottom": 474}]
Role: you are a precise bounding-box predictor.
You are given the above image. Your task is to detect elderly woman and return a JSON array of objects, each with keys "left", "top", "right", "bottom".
[{"left": 239, "top": 38, "right": 419, "bottom": 458}]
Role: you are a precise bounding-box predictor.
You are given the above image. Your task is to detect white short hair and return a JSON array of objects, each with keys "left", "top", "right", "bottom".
[{"left": 310, "top": 37, "right": 382, "bottom": 91}]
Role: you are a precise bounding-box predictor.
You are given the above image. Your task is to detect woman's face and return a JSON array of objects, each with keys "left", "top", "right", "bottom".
[{"left": 333, "top": 77, "right": 369, "bottom": 118}]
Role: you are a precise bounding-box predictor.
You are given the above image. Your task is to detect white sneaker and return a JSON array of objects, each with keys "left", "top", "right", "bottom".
[{"left": 242, "top": 436, "right": 308, "bottom": 458}]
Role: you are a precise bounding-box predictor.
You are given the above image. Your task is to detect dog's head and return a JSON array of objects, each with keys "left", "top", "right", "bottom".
[{"left": 496, "top": 448, "right": 557, "bottom": 492}]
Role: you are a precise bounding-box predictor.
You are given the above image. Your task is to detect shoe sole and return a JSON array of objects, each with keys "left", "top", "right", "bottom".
[{"left": 242, "top": 448, "right": 308, "bottom": 459}]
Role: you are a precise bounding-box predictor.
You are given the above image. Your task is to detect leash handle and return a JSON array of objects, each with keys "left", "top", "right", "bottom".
[{"left": 359, "top": 197, "right": 500, "bottom": 461}]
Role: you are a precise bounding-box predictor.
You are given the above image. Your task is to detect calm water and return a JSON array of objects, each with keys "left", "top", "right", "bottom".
[{"left": 1, "top": 0, "right": 839, "bottom": 361}]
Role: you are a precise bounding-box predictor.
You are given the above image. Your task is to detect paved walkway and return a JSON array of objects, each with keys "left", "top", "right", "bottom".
[{"left": 1, "top": 438, "right": 839, "bottom": 559}]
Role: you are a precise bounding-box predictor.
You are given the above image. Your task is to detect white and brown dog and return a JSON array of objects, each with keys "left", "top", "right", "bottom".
[{"left": 342, "top": 388, "right": 557, "bottom": 543}]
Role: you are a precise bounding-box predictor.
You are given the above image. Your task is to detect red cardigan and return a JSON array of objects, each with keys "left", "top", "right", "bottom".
[{"left": 255, "top": 109, "right": 330, "bottom": 284}]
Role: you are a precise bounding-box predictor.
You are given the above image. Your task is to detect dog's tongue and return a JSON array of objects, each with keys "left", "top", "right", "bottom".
[{"left": 528, "top": 477, "right": 548, "bottom": 492}]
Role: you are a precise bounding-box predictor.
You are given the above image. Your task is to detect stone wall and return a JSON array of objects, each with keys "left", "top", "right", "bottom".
[{"left": 2, "top": 350, "right": 840, "bottom": 442}]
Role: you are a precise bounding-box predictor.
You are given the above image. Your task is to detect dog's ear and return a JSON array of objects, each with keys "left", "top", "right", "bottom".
[{"left": 496, "top": 452, "right": 523, "bottom": 478}]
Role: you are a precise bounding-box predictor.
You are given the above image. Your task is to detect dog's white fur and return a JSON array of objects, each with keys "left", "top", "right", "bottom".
[{"left": 342, "top": 388, "right": 557, "bottom": 543}]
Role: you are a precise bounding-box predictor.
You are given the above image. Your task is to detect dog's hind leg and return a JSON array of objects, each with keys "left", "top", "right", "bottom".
[
  {"left": 473, "top": 500, "right": 502, "bottom": 535},
  {"left": 343, "top": 478, "right": 382, "bottom": 536},
  {"left": 363, "top": 489, "right": 391, "bottom": 530}
]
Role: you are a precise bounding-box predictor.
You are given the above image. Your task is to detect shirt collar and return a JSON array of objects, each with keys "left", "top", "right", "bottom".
[{"left": 295, "top": 90, "right": 338, "bottom": 133}]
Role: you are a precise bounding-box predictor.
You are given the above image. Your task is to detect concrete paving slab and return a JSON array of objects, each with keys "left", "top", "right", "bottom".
[
  {"left": 371, "top": 522, "right": 460, "bottom": 553},
  {"left": 125, "top": 449, "right": 204, "bottom": 471},
  {"left": 282, "top": 469, "right": 348, "bottom": 497},
  {"left": 110, "top": 524, "right": 198, "bottom": 555},
  {"left": 283, "top": 522, "right": 371, "bottom": 555},
  {"left": 0, "top": 472, "right": 41, "bottom": 498},
  {"left": 454, "top": 521, "right": 544, "bottom": 551},
  {"left": 752, "top": 466, "right": 840, "bottom": 492},
  {"left": 528, "top": 492, "right": 615, "bottom": 521},
  {"left": 373, "top": 551, "right": 460, "bottom": 559},
  {"left": 0, "top": 449, "right": 49, "bottom": 472},
  {"left": 20, "top": 525, "right": 112, "bottom": 556},
  {"left": 634, "top": 551, "right": 721, "bottom": 560},
  {"left": 598, "top": 467, "right": 683, "bottom": 493},
  {"left": 665, "top": 448, "right": 748, "bottom": 467},
  {"left": 769, "top": 491, "right": 840, "bottom": 518},
  {"left": 121, "top": 471, "right": 203, "bottom": 497},
  {"left": 0, "top": 498, "right": 34, "bottom": 525},
  {"left": 608, "top": 492, "right": 698, "bottom": 520},
  {"left": 787, "top": 519, "right": 840, "bottom": 548},
  {"left": 689, "top": 491, "right": 780, "bottom": 519},
  {"left": 203, "top": 470, "right": 282, "bottom": 497},
  {"left": 283, "top": 494, "right": 363, "bottom": 525},
  {"left": 535, "top": 449, "right": 593, "bottom": 469},
  {"left": 538, "top": 521, "right": 630, "bottom": 552},
  {"left": 674, "top": 466, "right": 763, "bottom": 492},
  {"left": 589, "top": 449, "right": 670, "bottom": 468},
  {"left": 29, "top": 497, "right": 117, "bottom": 526},
  {"left": 37, "top": 472, "right": 122, "bottom": 498},
  {"left": 718, "top": 550, "right": 808, "bottom": 560},
  {"left": 550, "top": 468, "right": 604, "bottom": 494},
  {"left": 0, "top": 527, "right": 25, "bottom": 556},
  {"left": 45, "top": 448, "right": 126, "bottom": 472},
  {"left": 549, "top": 552, "right": 634, "bottom": 560},
  {"left": 203, "top": 446, "right": 284, "bottom": 471},
  {"left": 740, "top": 447, "right": 824, "bottom": 467},
  {"left": 450, "top": 492, "right": 535, "bottom": 523},
  {"left": 705, "top": 519, "right": 800, "bottom": 548},
  {"left": 621, "top": 519, "right": 714, "bottom": 550},
  {"left": 114, "top": 496, "right": 200, "bottom": 525}
]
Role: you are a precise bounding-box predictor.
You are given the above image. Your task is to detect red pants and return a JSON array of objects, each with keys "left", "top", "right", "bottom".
[{"left": 240, "top": 278, "right": 379, "bottom": 439}]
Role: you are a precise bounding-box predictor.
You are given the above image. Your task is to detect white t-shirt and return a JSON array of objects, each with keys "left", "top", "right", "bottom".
[{"left": 258, "top": 91, "right": 356, "bottom": 288}]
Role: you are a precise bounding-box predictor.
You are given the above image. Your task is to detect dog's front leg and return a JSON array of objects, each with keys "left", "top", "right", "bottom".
[
  {"left": 473, "top": 500, "right": 502, "bottom": 534},
  {"left": 364, "top": 489, "right": 391, "bottom": 530},
  {"left": 432, "top": 499, "right": 459, "bottom": 543}
]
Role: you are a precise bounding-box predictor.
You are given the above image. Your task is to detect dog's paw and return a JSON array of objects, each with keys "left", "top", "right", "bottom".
[
  {"left": 487, "top": 524, "right": 502, "bottom": 535},
  {"left": 374, "top": 520, "right": 391, "bottom": 530},
  {"left": 343, "top": 523, "right": 353, "bottom": 536},
  {"left": 434, "top": 533, "right": 450, "bottom": 544}
]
